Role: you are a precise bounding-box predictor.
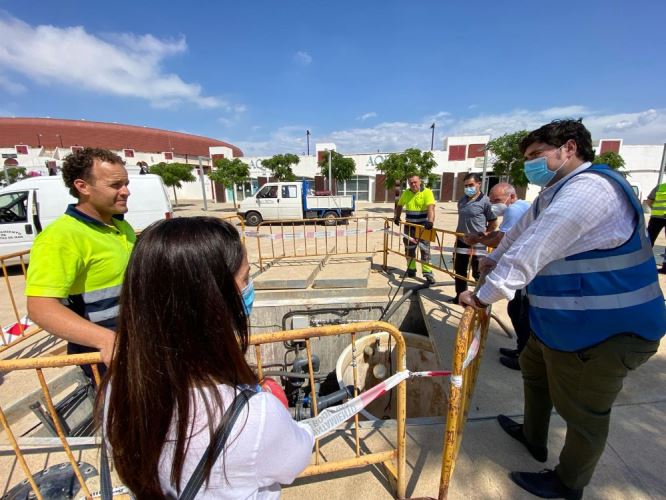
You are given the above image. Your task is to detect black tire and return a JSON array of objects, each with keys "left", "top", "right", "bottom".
[
  {"left": 323, "top": 211, "right": 338, "bottom": 226},
  {"left": 245, "top": 211, "right": 263, "bottom": 227}
]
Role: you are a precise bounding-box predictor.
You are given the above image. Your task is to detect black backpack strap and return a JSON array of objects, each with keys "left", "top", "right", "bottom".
[{"left": 178, "top": 388, "right": 257, "bottom": 500}]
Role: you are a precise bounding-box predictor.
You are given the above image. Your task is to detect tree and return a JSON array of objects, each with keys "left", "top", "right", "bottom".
[
  {"left": 149, "top": 162, "right": 196, "bottom": 206},
  {"left": 261, "top": 154, "right": 299, "bottom": 181},
  {"left": 317, "top": 151, "right": 356, "bottom": 192},
  {"left": 486, "top": 130, "right": 530, "bottom": 186},
  {"left": 593, "top": 151, "right": 627, "bottom": 176},
  {"left": 376, "top": 148, "right": 437, "bottom": 191},
  {"left": 208, "top": 157, "right": 250, "bottom": 207},
  {"left": 2, "top": 167, "right": 26, "bottom": 185}
]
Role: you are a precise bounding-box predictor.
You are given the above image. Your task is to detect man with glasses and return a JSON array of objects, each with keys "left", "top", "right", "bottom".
[{"left": 459, "top": 120, "right": 665, "bottom": 499}]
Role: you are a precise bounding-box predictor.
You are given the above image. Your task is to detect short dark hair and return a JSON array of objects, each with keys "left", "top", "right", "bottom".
[
  {"left": 61, "top": 147, "right": 124, "bottom": 198},
  {"left": 463, "top": 172, "right": 481, "bottom": 183},
  {"left": 520, "top": 119, "right": 595, "bottom": 162}
]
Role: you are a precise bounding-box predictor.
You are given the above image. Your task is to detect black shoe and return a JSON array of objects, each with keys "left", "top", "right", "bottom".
[
  {"left": 406, "top": 269, "right": 416, "bottom": 278},
  {"left": 497, "top": 414, "right": 547, "bottom": 462},
  {"left": 445, "top": 297, "right": 458, "bottom": 304},
  {"left": 499, "top": 348, "right": 519, "bottom": 358},
  {"left": 509, "top": 469, "right": 583, "bottom": 500},
  {"left": 423, "top": 272, "right": 436, "bottom": 285},
  {"left": 500, "top": 356, "right": 520, "bottom": 371}
]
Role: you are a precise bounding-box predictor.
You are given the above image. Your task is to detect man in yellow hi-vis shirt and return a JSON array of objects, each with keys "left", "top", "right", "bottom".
[
  {"left": 393, "top": 175, "right": 436, "bottom": 284},
  {"left": 646, "top": 183, "right": 666, "bottom": 273}
]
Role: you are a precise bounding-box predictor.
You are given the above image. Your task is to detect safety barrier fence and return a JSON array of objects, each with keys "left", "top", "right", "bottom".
[
  {"left": 0, "top": 250, "right": 43, "bottom": 354},
  {"left": 248, "top": 216, "right": 487, "bottom": 281},
  {"left": 385, "top": 220, "right": 487, "bottom": 285},
  {"left": 0, "top": 321, "right": 408, "bottom": 498},
  {"left": 438, "top": 305, "right": 491, "bottom": 499},
  {"left": 252, "top": 216, "right": 387, "bottom": 271},
  {"left": 0, "top": 314, "right": 488, "bottom": 499}
]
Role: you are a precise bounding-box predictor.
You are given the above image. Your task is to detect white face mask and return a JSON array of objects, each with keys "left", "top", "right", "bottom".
[{"left": 491, "top": 203, "right": 507, "bottom": 216}]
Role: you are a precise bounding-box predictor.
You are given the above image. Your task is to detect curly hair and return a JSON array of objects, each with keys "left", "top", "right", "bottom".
[
  {"left": 61, "top": 148, "right": 124, "bottom": 198},
  {"left": 520, "top": 119, "right": 595, "bottom": 163}
]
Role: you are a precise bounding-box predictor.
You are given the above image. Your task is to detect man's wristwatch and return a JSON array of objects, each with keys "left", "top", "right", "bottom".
[{"left": 472, "top": 295, "right": 488, "bottom": 308}]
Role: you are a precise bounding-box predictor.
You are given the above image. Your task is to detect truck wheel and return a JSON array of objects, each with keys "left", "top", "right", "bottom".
[
  {"left": 245, "top": 211, "right": 263, "bottom": 227},
  {"left": 323, "top": 211, "right": 338, "bottom": 226}
]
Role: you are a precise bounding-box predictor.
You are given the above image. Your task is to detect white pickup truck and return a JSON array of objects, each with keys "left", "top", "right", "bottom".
[{"left": 238, "top": 180, "right": 355, "bottom": 226}]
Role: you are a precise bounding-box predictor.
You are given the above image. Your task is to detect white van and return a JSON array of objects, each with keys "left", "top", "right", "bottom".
[{"left": 0, "top": 174, "right": 173, "bottom": 257}]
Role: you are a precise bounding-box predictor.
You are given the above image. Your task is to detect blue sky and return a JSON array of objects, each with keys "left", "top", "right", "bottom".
[{"left": 1, "top": 1, "right": 665, "bottom": 156}]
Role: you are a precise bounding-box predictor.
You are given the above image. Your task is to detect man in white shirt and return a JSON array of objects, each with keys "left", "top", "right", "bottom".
[
  {"left": 463, "top": 182, "right": 531, "bottom": 370},
  {"left": 460, "top": 120, "right": 665, "bottom": 500}
]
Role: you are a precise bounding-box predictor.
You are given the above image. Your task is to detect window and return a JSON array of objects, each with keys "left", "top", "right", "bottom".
[
  {"left": 336, "top": 175, "right": 370, "bottom": 201},
  {"left": 71, "top": 146, "right": 83, "bottom": 153},
  {"left": 448, "top": 145, "right": 466, "bottom": 161},
  {"left": 599, "top": 140, "right": 621, "bottom": 154},
  {"left": 15, "top": 145, "right": 28, "bottom": 155},
  {"left": 123, "top": 149, "right": 135, "bottom": 158},
  {"left": 257, "top": 185, "right": 278, "bottom": 199},
  {"left": 281, "top": 185, "right": 298, "bottom": 198},
  {"left": 428, "top": 177, "right": 442, "bottom": 201},
  {"left": 467, "top": 144, "right": 486, "bottom": 159},
  {"left": 0, "top": 192, "right": 29, "bottom": 223},
  {"left": 163, "top": 152, "right": 174, "bottom": 160}
]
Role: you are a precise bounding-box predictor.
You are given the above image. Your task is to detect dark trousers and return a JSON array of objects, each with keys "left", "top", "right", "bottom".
[
  {"left": 453, "top": 240, "right": 479, "bottom": 298},
  {"left": 647, "top": 216, "right": 666, "bottom": 266},
  {"left": 507, "top": 289, "right": 530, "bottom": 353},
  {"left": 520, "top": 334, "right": 660, "bottom": 489}
]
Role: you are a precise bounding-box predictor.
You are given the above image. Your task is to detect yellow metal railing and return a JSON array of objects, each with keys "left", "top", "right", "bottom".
[
  {"left": 438, "top": 305, "right": 491, "bottom": 499},
  {"left": 253, "top": 216, "right": 386, "bottom": 271},
  {"left": 0, "top": 321, "right": 407, "bottom": 498},
  {"left": 385, "top": 219, "right": 484, "bottom": 285},
  {"left": 0, "top": 250, "right": 44, "bottom": 353}
]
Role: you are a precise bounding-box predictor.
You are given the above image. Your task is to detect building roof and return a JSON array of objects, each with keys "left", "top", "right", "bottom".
[{"left": 0, "top": 117, "right": 243, "bottom": 157}]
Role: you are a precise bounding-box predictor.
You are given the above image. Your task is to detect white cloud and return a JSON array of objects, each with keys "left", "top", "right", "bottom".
[
  {"left": 236, "top": 106, "right": 666, "bottom": 156},
  {"left": 0, "top": 13, "right": 226, "bottom": 109},
  {"left": 293, "top": 51, "right": 312, "bottom": 66},
  {"left": 357, "top": 112, "right": 377, "bottom": 121}
]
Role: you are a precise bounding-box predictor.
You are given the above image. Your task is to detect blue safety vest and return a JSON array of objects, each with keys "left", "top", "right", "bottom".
[{"left": 527, "top": 164, "right": 666, "bottom": 351}]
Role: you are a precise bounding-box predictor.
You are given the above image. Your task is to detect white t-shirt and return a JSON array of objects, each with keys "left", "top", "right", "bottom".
[
  {"left": 159, "top": 384, "right": 314, "bottom": 499},
  {"left": 107, "top": 383, "right": 314, "bottom": 499}
]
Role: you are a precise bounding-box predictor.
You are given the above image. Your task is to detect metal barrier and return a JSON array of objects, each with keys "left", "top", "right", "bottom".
[
  {"left": 0, "top": 321, "right": 407, "bottom": 498},
  {"left": 253, "top": 216, "right": 387, "bottom": 271},
  {"left": 222, "top": 214, "right": 246, "bottom": 244},
  {"left": 384, "top": 220, "right": 484, "bottom": 285},
  {"left": 438, "top": 305, "right": 491, "bottom": 499},
  {"left": 0, "top": 250, "right": 43, "bottom": 354}
]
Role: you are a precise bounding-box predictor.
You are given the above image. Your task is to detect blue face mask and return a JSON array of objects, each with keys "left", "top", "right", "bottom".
[
  {"left": 464, "top": 187, "right": 477, "bottom": 197},
  {"left": 524, "top": 146, "right": 568, "bottom": 187},
  {"left": 241, "top": 279, "right": 254, "bottom": 316}
]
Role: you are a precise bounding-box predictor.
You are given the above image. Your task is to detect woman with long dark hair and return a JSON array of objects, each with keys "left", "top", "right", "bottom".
[{"left": 99, "top": 217, "right": 313, "bottom": 499}]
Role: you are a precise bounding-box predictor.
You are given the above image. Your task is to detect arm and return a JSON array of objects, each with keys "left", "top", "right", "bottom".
[
  {"left": 485, "top": 217, "right": 498, "bottom": 234},
  {"left": 255, "top": 394, "right": 314, "bottom": 485},
  {"left": 27, "top": 297, "right": 115, "bottom": 365},
  {"left": 476, "top": 174, "right": 634, "bottom": 305}
]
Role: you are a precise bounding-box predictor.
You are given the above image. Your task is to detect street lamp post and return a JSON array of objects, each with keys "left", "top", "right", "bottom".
[
  {"left": 306, "top": 130, "right": 311, "bottom": 156},
  {"left": 328, "top": 149, "right": 333, "bottom": 194},
  {"left": 56, "top": 134, "right": 64, "bottom": 148},
  {"left": 37, "top": 134, "right": 42, "bottom": 148},
  {"left": 430, "top": 123, "right": 435, "bottom": 151}
]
